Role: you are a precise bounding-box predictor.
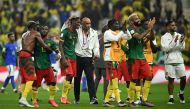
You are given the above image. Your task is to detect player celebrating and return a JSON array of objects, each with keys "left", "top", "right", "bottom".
[
  {"left": 59, "top": 17, "right": 80, "bottom": 104},
  {"left": 127, "top": 13, "right": 155, "bottom": 107},
  {"left": 161, "top": 20, "right": 186, "bottom": 104},
  {"left": 18, "top": 21, "right": 52, "bottom": 107},
  {"left": 103, "top": 19, "right": 131, "bottom": 107},
  {"left": 32, "top": 25, "right": 59, "bottom": 108},
  {"left": 0, "top": 33, "right": 17, "bottom": 93}
]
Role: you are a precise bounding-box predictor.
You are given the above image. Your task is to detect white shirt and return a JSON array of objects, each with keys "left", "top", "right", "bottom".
[
  {"left": 75, "top": 27, "right": 100, "bottom": 57},
  {"left": 104, "top": 29, "right": 131, "bottom": 61},
  {"left": 161, "top": 32, "right": 185, "bottom": 64}
]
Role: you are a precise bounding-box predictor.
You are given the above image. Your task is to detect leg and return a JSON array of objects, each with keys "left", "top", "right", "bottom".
[
  {"left": 74, "top": 56, "right": 84, "bottom": 102},
  {"left": 1, "top": 76, "right": 10, "bottom": 91},
  {"left": 102, "top": 68, "right": 109, "bottom": 98},
  {"left": 179, "top": 76, "right": 186, "bottom": 92},
  {"left": 84, "top": 57, "right": 96, "bottom": 101},
  {"left": 94, "top": 68, "right": 102, "bottom": 94},
  {"left": 9, "top": 65, "right": 17, "bottom": 92},
  {"left": 178, "top": 76, "right": 186, "bottom": 104},
  {"left": 10, "top": 76, "right": 17, "bottom": 92},
  {"left": 61, "top": 75, "right": 73, "bottom": 104}
]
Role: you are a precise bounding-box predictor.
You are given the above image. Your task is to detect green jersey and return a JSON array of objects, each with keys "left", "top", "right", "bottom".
[
  {"left": 127, "top": 26, "right": 145, "bottom": 59},
  {"left": 34, "top": 39, "right": 58, "bottom": 69},
  {"left": 60, "top": 28, "right": 78, "bottom": 59}
]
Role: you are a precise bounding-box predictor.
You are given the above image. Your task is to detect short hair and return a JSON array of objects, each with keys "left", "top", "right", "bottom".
[
  {"left": 102, "top": 25, "right": 108, "bottom": 33},
  {"left": 128, "top": 13, "right": 138, "bottom": 23},
  {"left": 107, "top": 19, "right": 116, "bottom": 29},
  {"left": 27, "top": 21, "right": 39, "bottom": 29},
  {"left": 70, "top": 17, "right": 80, "bottom": 24},
  {"left": 7, "top": 32, "right": 14, "bottom": 37},
  {"left": 166, "top": 20, "right": 175, "bottom": 26}
]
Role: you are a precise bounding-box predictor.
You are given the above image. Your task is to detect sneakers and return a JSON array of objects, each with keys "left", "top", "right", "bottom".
[
  {"left": 48, "top": 99, "right": 58, "bottom": 107},
  {"left": 103, "top": 101, "right": 115, "bottom": 107},
  {"left": 178, "top": 93, "right": 185, "bottom": 104},
  {"left": 118, "top": 101, "right": 126, "bottom": 107},
  {"left": 60, "top": 97, "right": 71, "bottom": 104},
  {"left": 90, "top": 97, "right": 98, "bottom": 104},
  {"left": 0, "top": 89, "right": 5, "bottom": 93},
  {"left": 74, "top": 100, "right": 80, "bottom": 104},
  {"left": 134, "top": 98, "right": 142, "bottom": 105},
  {"left": 126, "top": 98, "right": 130, "bottom": 103},
  {"left": 109, "top": 97, "right": 115, "bottom": 102},
  {"left": 13, "top": 89, "right": 18, "bottom": 93},
  {"left": 19, "top": 97, "right": 34, "bottom": 107},
  {"left": 33, "top": 101, "right": 39, "bottom": 108},
  {"left": 141, "top": 100, "right": 155, "bottom": 107},
  {"left": 128, "top": 102, "right": 138, "bottom": 107},
  {"left": 168, "top": 98, "right": 174, "bottom": 104}
]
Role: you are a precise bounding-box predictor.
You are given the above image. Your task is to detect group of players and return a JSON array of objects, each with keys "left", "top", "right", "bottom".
[{"left": 0, "top": 12, "right": 187, "bottom": 108}]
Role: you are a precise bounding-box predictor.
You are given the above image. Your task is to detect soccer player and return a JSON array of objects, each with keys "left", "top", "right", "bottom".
[
  {"left": 127, "top": 13, "right": 155, "bottom": 107},
  {"left": 118, "top": 38, "right": 131, "bottom": 102},
  {"left": 103, "top": 19, "right": 131, "bottom": 107},
  {"left": 32, "top": 25, "right": 59, "bottom": 108},
  {"left": 161, "top": 20, "right": 186, "bottom": 104},
  {"left": 134, "top": 19, "right": 160, "bottom": 105},
  {"left": 0, "top": 33, "right": 17, "bottom": 93},
  {"left": 59, "top": 17, "right": 80, "bottom": 104},
  {"left": 18, "top": 21, "right": 52, "bottom": 107}
]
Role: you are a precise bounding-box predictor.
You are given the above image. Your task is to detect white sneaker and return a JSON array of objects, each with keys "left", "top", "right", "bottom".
[
  {"left": 134, "top": 99, "right": 141, "bottom": 105},
  {"left": 19, "top": 97, "right": 34, "bottom": 107}
]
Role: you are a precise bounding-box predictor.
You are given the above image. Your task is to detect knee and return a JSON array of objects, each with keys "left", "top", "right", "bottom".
[
  {"left": 180, "top": 76, "right": 186, "bottom": 81},
  {"left": 168, "top": 77, "right": 174, "bottom": 83},
  {"left": 145, "top": 76, "right": 153, "bottom": 81},
  {"left": 32, "top": 87, "right": 38, "bottom": 91}
]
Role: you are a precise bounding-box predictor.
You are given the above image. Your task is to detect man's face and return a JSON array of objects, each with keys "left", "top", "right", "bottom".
[
  {"left": 112, "top": 21, "right": 120, "bottom": 31},
  {"left": 132, "top": 15, "right": 141, "bottom": 27},
  {"left": 40, "top": 26, "right": 49, "bottom": 37},
  {"left": 9, "top": 34, "right": 15, "bottom": 42},
  {"left": 82, "top": 19, "right": 91, "bottom": 31},
  {"left": 73, "top": 19, "right": 81, "bottom": 29},
  {"left": 168, "top": 22, "right": 176, "bottom": 32}
]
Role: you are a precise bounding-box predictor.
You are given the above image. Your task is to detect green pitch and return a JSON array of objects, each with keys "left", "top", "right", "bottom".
[{"left": 0, "top": 84, "right": 189, "bottom": 109}]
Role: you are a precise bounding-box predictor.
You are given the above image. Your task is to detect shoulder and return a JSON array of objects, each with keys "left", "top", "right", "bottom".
[
  {"left": 127, "top": 26, "right": 135, "bottom": 35},
  {"left": 60, "top": 28, "right": 69, "bottom": 38},
  {"left": 161, "top": 32, "right": 170, "bottom": 38},
  {"left": 104, "top": 29, "right": 111, "bottom": 36}
]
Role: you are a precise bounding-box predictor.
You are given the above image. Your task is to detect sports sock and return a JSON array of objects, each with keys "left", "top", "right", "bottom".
[
  {"left": 49, "top": 85, "right": 56, "bottom": 100},
  {"left": 142, "top": 80, "right": 151, "bottom": 101},
  {"left": 129, "top": 81, "right": 136, "bottom": 103},
  {"left": 22, "top": 81, "right": 33, "bottom": 98}
]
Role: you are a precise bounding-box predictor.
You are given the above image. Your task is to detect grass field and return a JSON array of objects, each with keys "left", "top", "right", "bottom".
[{"left": 0, "top": 83, "right": 189, "bottom": 109}]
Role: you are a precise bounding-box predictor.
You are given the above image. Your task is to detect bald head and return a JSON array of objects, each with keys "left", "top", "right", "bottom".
[{"left": 82, "top": 17, "right": 91, "bottom": 31}]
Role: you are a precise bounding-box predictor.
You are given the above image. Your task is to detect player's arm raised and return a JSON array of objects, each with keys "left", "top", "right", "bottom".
[{"left": 133, "top": 18, "right": 156, "bottom": 39}]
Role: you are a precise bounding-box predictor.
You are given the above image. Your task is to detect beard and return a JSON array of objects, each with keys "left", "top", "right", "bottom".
[
  {"left": 170, "top": 29, "right": 175, "bottom": 32},
  {"left": 134, "top": 21, "right": 142, "bottom": 27},
  {"left": 41, "top": 33, "right": 47, "bottom": 38}
]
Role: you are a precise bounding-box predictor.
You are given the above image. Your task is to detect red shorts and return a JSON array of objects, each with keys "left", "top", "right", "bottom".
[
  {"left": 128, "top": 59, "right": 151, "bottom": 80},
  {"left": 118, "top": 60, "right": 131, "bottom": 81},
  {"left": 106, "top": 61, "right": 119, "bottom": 80},
  {"left": 61, "top": 58, "right": 76, "bottom": 77},
  {"left": 33, "top": 67, "right": 56, "bottom": 87},
  {"left": 19, "top": 50, "right": 36, "bottom": 83}
]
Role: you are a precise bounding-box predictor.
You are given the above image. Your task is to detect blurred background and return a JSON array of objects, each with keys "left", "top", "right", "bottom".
[{"left": 0, "top": 0, "right": 190, "bottom": 66}]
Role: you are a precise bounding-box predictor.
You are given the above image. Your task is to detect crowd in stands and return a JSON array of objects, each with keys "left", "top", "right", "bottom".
[{"left": 0, "top": 0, "right": 190, "bottom": 65}]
